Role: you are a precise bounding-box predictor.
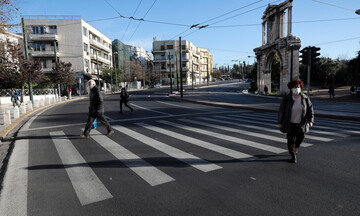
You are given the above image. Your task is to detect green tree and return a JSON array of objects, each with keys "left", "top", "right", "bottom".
[
  {"left": 101, "top": 67, "right": 122, "bottom": 87},
  {"left": 51, "top": 61, "right": 76, "bottom": 95}
]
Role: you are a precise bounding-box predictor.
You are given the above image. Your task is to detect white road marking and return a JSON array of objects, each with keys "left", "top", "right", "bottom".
[
  {"left": 159, "top": 120, "right": 287, "bottom": 154},
  {"left": 131, "top": 103, "right": 173, "bottom": 116},
  {"left": 50, "top": 131, "right": 113, "bottom": 206},
  {"left": 0, "top": 139, "right": 29, "bottom": 216},
  {"left": 112, "top": 125, "right": 221, "bottom": 172},
  {"left": 135, "top": 122, "right": 256, "bottom": 161},
  {"left": 22, "top": 106, "right": 54, "bottom": 130},
  {"left": 155, "top": 100, "right": 192, "bottom": 109},
  {"left": 88, "top": 129, "right": 174, "bottom": 186},
  {"left": 196, "top": 117, "right": 314, "bottom": 147},
  {"left": 224, "top": 114, "right": 333, "bottom": 142}
]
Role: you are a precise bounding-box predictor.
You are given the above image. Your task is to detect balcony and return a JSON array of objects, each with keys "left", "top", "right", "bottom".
[
  {"left": 152, "top": 49, "right": 166, "bottom": 54},
  {"left": 89, "top": 39, "right": 111, "bottom": 52},
  {"left": 30, "top": 50, "right": 58, "bottom": 57},
  {"left": 29, "top": 34, "right": 58, "bottom": 41},
  {"left": 90, "top": 53, "right": 111, "bottom": 65}
]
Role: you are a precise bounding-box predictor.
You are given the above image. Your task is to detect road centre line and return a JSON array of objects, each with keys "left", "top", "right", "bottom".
[
  {"left": 130, "top": 103, "right": 173, "bottom": 116},
  {"left": 112, "top": 125, "right": 221, "bottom": 173},
  {"left": 158, "top": 120, "right": 287, "bottom": 154},
  {"left": 0, "top": 139, "right": 28, "bottom": 216},
  {"left": 50, "top": 131, "right": 113, "bottom": 206},
  {"left": 195, "top": 117, "right": 314, "bottom": 148},
  {"left": 88, "top": 129, "right": 174, "bottom": 186},
  {"left": 135, "top": 122, "right": 256, "bottom": 161},
  {"left": 155, "top": 100, "right": 193, "bottom": 108}
]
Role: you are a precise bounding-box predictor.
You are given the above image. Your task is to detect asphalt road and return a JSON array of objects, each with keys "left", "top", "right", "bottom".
[{"left": 1, "top": 84, "right": 359, "bottom": 216}]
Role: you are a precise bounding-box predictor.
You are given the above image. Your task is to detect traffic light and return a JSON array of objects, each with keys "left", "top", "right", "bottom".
[
  {"left": 310, "top": 46, "right": 321, "bottom": 63},
  {"left": 300, "top": 47, "right": 309, "bottom": 65}
]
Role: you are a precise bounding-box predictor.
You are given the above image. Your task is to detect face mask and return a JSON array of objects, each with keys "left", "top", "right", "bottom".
[
  {"left": 292, "top": 87, "right": 301, "bottom": 95},
  {"left": 89, "top": 85, "right": 93, "bottom": 89}
]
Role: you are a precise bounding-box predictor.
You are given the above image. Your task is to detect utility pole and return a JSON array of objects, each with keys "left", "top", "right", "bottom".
[
  {"left": 192, "top": 63, "right": 194, "bottom": 89},
  {"left": 54, "top": 41, "right": 60, "bottom": 96},
  {"left": 179, "top": 37, "right": 183, "bottom": 98},
  {"left": 175, "top": 54, "right": 179, "bottom": 91},
  {"left": 21, "top": 18, "right": 34, "bottom": 104},
  {"left": 307, "top": 46, "right": 311, "bottom": 97},
  {"left": 168, "top": 52, "right": 173, "bottom": 94},
  {"left": 207, "top": 59, "right": 209, "bottom": 86},
  {"left": 112, "top": 53, "right": 116, "bottom": 93}
]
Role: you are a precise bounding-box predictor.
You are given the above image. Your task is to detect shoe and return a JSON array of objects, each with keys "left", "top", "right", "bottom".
[
  {"left": 107, "top": 130, "right": 114, "bottom": 136},
  {"left": 290, "top": 154, "right": 297, "bottom": 163},
  {"left": 80, "top": 134, "right": 89, "bottom": 139},
  {"left": 296, "top": 148, "right": 299, "bottom": 154}
]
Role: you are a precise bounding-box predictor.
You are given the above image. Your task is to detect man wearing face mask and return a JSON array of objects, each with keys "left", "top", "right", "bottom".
[
  {"left": 81, "top": 80, "right": 114, "bottom": 138},
  {"left": 278, "top": 78, "right": 314, "bottom": 163}
]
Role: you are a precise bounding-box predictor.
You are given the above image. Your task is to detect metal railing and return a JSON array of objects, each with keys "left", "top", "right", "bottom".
[{"left": 0, "top": 89, "right": 56, "bottom": 97}]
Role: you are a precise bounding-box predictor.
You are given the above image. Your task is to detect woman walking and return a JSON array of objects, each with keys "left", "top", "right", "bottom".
[{"left": 278, "top": 79, "right": 314, "bottom": 163}]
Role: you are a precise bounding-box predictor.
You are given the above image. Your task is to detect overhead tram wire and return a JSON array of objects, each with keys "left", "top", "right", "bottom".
[
  {"left": 170, "top": 0, "right": 264, "bottom": 39},
  {"left": 180, "top": 0, "right": 281, "bottom": 40},
  {"left": 103, "top": 0, "right": 125, "bottom": 17},
  {"left": 311, "top": 0, "right": 356, "bottom": 12},
  {"left": 127, "top": 0, "right": 157, "bottom": 44},
  {"left": 121, "top": 0, "right": 143, "bottom": 41},
  {"left": 314, "top": 36, "right": 360, "bottom": 46}
]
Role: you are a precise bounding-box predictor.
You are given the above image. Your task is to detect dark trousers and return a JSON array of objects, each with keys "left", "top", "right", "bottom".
[
  {"left": 83, "top": 113, "right": 112, "bottom": 136},
  {"left": 120, "top": 99, "right": 132, "bottom": 112},
  {"left": 286, "top": 123, "right": 305, "bottom": 155}
]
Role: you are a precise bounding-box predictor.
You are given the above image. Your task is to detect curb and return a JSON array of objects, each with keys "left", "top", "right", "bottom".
[
  {"left": 0, "top": 97, "right": 85, "bottom": 141},
  {"left": 169, "top": 95, "right": 360, "bottom": 122}
]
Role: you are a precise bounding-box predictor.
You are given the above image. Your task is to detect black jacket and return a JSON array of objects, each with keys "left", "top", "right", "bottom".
[
  {"left": 120, "top": 88, "right": 129, "bottom": 101},
  {"left": 278, "top": 93, "right": 314, "bottom": 133},
  {"left": 89, "top": 86, "right": 104, "bottom": 115}
]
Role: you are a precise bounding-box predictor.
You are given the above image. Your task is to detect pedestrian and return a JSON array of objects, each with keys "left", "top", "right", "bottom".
[
  {"left": 350, "top": 85, "right": 355, "bottom": 96},
  {"left": 264, "top": 85, "right": 269, "bottom": 95},
  {"left": 119, "top": 85, "right": 133, "bottom": 113},
  {"left": 11, "top": 88, "right": 21, "bottom": 107},
  {"left": 328, "top": 85, "right": 335, "bottom": 99},
  {"left": 278, "top": 78, "right": 314, "bottom": 163},
  {"left": 81, "top": 80, "right": 114, "bottom": 138},
  {"left": 69, "top": 87, "right": 72, "bottom": 99}
]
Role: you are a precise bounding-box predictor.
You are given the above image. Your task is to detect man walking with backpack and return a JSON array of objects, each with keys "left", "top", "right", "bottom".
[{"left": 119, "top": 85, "right": 133, "bottom": 113}]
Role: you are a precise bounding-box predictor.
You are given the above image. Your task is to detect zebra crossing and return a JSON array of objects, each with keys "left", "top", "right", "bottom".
[{"left": 21, "top": 112, "right": 360, "bottom": 206}]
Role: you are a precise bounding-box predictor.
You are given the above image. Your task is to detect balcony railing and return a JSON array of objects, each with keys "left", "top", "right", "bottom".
[
  {"left": 30, "top": 50, "right": 58, "bottom": 57},
  {"left": 29, "top": 34, "right": 58, "bottom": 41},
  {"left": 89, "top": 39, "right": 111, "bottom": 52}
]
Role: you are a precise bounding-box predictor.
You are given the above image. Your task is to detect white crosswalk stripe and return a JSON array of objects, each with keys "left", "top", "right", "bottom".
[
  {"left": 112, "top": 125, "right": 222, "bottom": 172},
  {"left": 88, "top": 129, "right": 175, "bottom": 186},
  {"left": 50, "top": 131, "right": 113, "bottom": 206},
  {"left": 195, "top": 117, "right": 313, "bottom": 147},
  {"left": 158, "top": 120, "right": 287, "bottom": 154},
  {"left": 223, "top": 114, "right": 334, "bottom": 142},
  {"left": 135, "top": 122, "right": 257, "bottom": 161}
]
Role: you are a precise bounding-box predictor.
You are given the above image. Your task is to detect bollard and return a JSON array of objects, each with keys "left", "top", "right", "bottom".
[
  {"left": 13, "top": 106, "right": 20, "bottom": 119},
  {"left": 27, "top": 102, "right": 33, "bottom": 111},
  {"left": 20, "top": 104, "right": 27, "bottom": 115},
  {"left": 3, "top": 110, "right": 11, "bottom": 125},
  {"left": 40, "top": 99, "right": 45, "bottom": 107},
  {"left": 34, "top": 100, "right": 40, "bottom": 109}
]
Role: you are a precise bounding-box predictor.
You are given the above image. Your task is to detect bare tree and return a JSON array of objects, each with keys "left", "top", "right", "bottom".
[
  {"left": 129, "top": 60, "right": 143, "bottom": 81},
  {"left": 51, "top": 61, "right": 76, "bottom": 95},
  {"left": 0, "top": 0, "right": 19, "bottom": 26}
]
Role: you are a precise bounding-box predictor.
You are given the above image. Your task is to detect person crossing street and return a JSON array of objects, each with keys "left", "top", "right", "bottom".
[
  {"left": 119, "top": 85, "right": 133, "bottom": 113},
  {"left": 81, "top": 80, "right": 114, "bottom": 138}
]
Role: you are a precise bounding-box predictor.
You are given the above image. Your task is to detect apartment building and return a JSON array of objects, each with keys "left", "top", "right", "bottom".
[
  {"left": 152, "top": 39, "right": 212, "bottom": 85},
  {"left": 23, "top": 15, "right": 112, "bottom": 92}
]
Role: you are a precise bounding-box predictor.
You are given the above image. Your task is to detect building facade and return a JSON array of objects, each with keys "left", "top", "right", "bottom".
[
  {"left": 152, "top": 39, "right": 213, "bottom": 85},
  {"left": 112, "top": 39, "right": 130, "bottom": 75},
  {"left": 23, "top": 15, "right": 113, "bottom": 92}
]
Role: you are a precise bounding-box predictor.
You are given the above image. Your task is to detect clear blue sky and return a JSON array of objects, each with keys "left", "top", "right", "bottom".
[{"left": 13, "top": 0, "right": 360, "bottom": 66}]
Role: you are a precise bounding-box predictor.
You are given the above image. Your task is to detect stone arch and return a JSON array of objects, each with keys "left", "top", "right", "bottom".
[
  {"left": 265, "top": 49, "right": 283, "bottom": 93},
  {"left": 253, "top": 0, "right": 301, "bottom": 95}
]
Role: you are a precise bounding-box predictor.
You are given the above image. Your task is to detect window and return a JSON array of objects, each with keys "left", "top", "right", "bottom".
[
  {"left": 34, "top": 43, "right": 40, "bottom": 51},
  {"left": 85, "top": 59, "right": 89, "bottom": 67},
  {"left": 83, "top": 27, "right": 87, "bottom": 36},
  {"left": 32, "top": 26, "right": 45, "bottom": 34},
  {"left": 41, "top": 43, "right": 45, "bottom": 51},
  {"left": 182, "top": 54, "right": 186, "bottom": 59},
  {"left": 182, "top": 63, "right": 186, "bottom": 67},
  {"left": 104, "top": 54, "right": 108, "bottom": 60},
  {"left": 160, "top": 45, "right": 165, "bottom": 50},
  {"left": 166, "top": 45, "right": 173, "bottom": 49},
  {"left": 83, "top": 43, "right": 88, "bottom": 52},
  {"left": 49, "top": 26, "right": 57, "bottom": 34},
  {"left": 161, "top": 54, "right": 165, "bottom": 60},
  {"left": 42, "top": 60, "right": 47, "bottom": 68},
  {"left": 182, "top": 45, "right": 186, "bottom": 50}
]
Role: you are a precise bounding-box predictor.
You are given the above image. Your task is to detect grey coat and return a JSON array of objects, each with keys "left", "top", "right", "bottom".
[
  {"left": 278, "top": 93, "right": 314, "bottom": 133},
  {"left": 89, "top": 86, "right": 104, "bottom": 115}
]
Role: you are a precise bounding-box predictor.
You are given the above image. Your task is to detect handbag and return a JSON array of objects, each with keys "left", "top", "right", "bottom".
[{"left": 92, "top": 118, "right": 97, "bottom": 129}]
